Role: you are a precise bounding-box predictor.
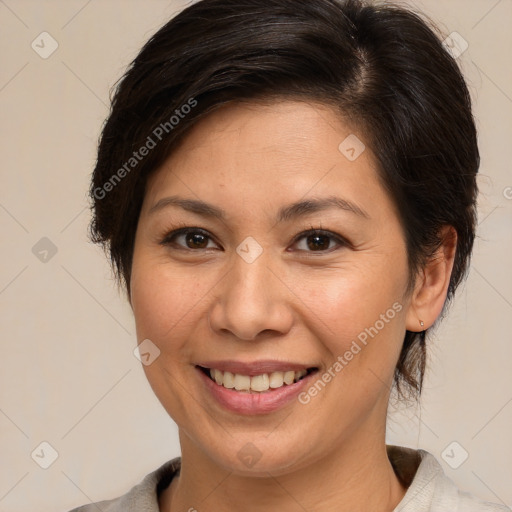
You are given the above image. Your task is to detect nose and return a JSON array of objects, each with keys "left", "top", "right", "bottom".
[{"left": 208, "top": 253, "right": 294, "bottom": 341}]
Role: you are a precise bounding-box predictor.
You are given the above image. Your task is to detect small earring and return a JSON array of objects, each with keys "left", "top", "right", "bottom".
[{"left": 419, "top": 320, "right": 424, "bottom": 327}]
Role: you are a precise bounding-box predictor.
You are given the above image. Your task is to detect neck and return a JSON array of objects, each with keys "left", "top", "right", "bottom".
[{"left": 160, "top": 430, "right": 407, "bottom": 512}]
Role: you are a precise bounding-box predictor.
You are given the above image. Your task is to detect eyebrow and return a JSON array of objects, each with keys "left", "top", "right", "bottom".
[{"left": 148, "top": 194, "right": 369, "bottom": 221}]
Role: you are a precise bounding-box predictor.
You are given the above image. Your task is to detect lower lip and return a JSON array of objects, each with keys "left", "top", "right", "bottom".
[{"left": 197, "top": 367, "right": 316, "bottom": 415}]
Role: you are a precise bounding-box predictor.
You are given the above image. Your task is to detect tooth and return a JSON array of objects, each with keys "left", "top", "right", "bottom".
[
  {"left": 269, "top": 371, "right": 284, "bottom": 388},
  {"left": 214, "top": 369, "right": 223, "bottom": 385},
  {"left": 295, "top": 369, "right": 307, "bottom": 382},
  {"left": 234, "top": 374, "right": 251, "bottom": 391},
  {"left": 251, "top": 374, "right": 270, "bottom": 392},
  {"left": 283, "top": 370, "right": 295, "bottom": 385},
  {"left": 209, "top": 368, "right": 308, "bottom": 391},
  {"left": 223, "top": 371, "right": 235, "bottom": 388}
]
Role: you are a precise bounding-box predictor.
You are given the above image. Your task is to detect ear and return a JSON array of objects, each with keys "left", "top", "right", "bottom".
[{"left": 405, "top": 226, "right": 457, "bottom": 332}]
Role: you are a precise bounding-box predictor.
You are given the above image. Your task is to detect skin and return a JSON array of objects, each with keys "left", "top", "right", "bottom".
[{"left": 129, "top": 100, "right": 456, "bottom": 511}]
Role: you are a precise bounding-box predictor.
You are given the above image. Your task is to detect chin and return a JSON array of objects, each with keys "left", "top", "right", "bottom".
[{"left": 198, "top": 431, "right": 318, "bottom": 478}]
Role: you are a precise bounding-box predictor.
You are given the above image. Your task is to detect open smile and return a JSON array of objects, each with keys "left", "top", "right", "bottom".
[{"left": 196, "top": 364, "right": 319, "bottom": 415}]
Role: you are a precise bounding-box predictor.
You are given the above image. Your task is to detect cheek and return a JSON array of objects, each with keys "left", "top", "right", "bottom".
[
  {"left": 130, "top": 254, "right": 212, "bottom": 345},
  {"left": 298, "top": 264, "right": 404, "bottom": 329},
  {"left": 129, "top": 254, "right": 216, "bottom": 418},
  {"left": 292, "top": 261, "right": 407, "bottom": 377}
]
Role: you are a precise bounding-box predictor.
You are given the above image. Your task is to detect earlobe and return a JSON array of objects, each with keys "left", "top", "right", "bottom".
[{"left": 405, "top": 226, "right": 457, "bottom": 332}]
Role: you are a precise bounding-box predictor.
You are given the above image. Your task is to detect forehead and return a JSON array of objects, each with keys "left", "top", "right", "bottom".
[{"left": 142, "top": 100, "right": 392, "bottom": 223}]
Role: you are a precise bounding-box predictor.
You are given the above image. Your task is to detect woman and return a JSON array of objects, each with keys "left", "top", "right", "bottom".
[{"left": 70, "top": 0, "right": 509, "bottom": 510}]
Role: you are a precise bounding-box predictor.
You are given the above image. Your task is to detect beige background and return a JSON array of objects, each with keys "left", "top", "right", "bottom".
[{"left": 0, "top": 1, "right": 511, "bottom": 511}]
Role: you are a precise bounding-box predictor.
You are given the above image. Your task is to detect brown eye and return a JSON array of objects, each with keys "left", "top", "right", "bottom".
[
  {"left": 185, "top": 232, "right": 209, "bottom": 249},
  {"left": 160, "top": 228, "right": 220, "bottom": 251},
  {"left": 306, "top": 233, "right": 331, "bottom": 251},
  {"left": 292, "top": 229, "right": 346, "bottom": 253}
]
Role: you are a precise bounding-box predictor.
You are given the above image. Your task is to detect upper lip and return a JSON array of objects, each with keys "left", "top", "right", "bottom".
[{"left": 196, "top": 360, "right": 317, "bottom": 376}]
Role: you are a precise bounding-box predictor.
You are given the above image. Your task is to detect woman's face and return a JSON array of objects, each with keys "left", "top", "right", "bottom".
[{"left": 130, "top": 100, "right": 414, "bottom": 475}]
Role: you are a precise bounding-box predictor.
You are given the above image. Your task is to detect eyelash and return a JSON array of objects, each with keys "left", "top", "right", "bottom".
[{"left": 159, "top": 224, "right": 349, "bottom": 254}]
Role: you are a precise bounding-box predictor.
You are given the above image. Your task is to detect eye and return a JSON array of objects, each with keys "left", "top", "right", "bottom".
[
  {"left": 159, "top": 226, "right": 348, "bottom": 253},
  {"left": 160, "top": 227, "right": 220, "bottom": 250},
  {"left": 290, "top": 228, "right": 347, "bottom": 253}
]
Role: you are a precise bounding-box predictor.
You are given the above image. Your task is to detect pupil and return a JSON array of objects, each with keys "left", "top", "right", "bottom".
[
  {"left": 307, "top": 234, "right": 329, "bottom": 251},
  {"left": 187, "top": 233, "right": 207, "bottom": 248}
]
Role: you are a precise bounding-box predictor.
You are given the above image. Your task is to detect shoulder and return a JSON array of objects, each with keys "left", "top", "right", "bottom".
[
  {"left": 66, "top": 457, "right": 181, "bottom": 512},
  {"left": 387, "top": 445, "right": 510, "bottom": 512}
]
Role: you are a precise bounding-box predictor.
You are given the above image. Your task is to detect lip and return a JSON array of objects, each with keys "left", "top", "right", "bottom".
[
  {"left": 196, "top": 360, "right": 315, "bottom": 377},
  {"left": 196, "top": 364, "right": 318, "bottom": 415}
]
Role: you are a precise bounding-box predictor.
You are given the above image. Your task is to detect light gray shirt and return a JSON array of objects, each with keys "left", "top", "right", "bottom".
[{"left": 68, "top": 445, "right": 510, "bottom": 511}]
